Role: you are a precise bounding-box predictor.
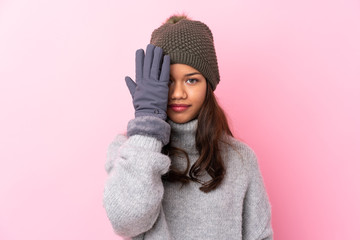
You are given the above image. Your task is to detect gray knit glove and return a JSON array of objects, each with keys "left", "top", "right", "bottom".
[{"left": 125, "top": 44, "right": 170, "bottom": 121}]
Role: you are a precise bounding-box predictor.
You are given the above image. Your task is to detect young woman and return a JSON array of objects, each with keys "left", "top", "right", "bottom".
[{"left": 103, "top": 15, "right": 273, "bottom": 240}]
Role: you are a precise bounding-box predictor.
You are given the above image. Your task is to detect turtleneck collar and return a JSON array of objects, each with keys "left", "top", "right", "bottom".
[{"left": 166, "top": 118, "right": 199, "bottom": 155}]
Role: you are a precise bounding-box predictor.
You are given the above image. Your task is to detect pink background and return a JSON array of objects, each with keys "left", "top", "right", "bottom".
[{"left": 1, "top": 0, "right": 359, "bottom": 239}]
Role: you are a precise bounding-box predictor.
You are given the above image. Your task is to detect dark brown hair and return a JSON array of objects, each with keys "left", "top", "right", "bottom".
[{"left": 161, "top": 81, "right": 236, "bottom": 193}]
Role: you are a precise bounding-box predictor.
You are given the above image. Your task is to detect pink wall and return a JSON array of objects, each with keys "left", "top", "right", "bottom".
[{"left": 1, "top": 0, "right": 359, "bottom": 239}]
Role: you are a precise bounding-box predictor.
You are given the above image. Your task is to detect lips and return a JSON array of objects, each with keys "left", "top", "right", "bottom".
[{"left": 169, "top": 104, "right": 190, "bottom": 112}]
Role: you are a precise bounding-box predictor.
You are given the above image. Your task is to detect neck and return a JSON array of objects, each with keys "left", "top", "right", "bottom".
[{"left": 166, "top": 118, "right": 199, "bottom": 155}]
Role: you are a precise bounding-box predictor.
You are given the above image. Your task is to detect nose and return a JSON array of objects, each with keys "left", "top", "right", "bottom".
[{"left": 169, "top": 81, "right": 187, "bottom": 100}]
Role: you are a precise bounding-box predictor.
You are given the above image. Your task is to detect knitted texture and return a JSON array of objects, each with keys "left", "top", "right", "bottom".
[
  {"left": 103, "top": 118, "right": 273, "bottom": 239},
  {"left": 150, "top": 18, "right": 220, "bottom": 91}
]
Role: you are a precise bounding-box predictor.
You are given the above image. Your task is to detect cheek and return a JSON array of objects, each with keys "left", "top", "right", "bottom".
[{"left": 193, "top": 89, "right": 206, "bottom": 106}]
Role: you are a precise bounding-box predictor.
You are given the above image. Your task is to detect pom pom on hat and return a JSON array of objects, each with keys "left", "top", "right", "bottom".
[{"left": 165, "top": 14, "right": 189, "bottom": 24}]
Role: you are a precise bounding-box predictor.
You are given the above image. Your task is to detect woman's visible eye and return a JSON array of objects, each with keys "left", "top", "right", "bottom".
[{"left": 186, "top": 78, "right": 198, "bottom": 84}]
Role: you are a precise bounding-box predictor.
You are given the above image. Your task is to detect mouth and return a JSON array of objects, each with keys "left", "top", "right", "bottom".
[{"left": 168, "top": 104, "right": 191, "bottom": 112}]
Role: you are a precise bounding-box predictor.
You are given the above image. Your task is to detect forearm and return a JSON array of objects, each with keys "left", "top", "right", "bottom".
[{"left": 103, "top": 117, "right": 171, "bottom": 237}]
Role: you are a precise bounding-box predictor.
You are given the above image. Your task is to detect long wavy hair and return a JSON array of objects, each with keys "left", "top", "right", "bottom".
[{"left": 161, "top": 81, "right": 236, "bottom": 193}]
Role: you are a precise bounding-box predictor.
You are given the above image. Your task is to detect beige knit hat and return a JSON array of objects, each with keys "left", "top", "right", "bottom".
[{"left": 150, "top": 15, "right": 220, "bottom": 91}]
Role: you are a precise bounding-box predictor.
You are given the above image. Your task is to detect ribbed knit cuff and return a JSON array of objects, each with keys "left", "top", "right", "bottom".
[
  {"left": 127, "top": 116, "right": 171, "bottom": 145},
  {"left": 127, "top": 135, "right": 163, "bottom": 152}
]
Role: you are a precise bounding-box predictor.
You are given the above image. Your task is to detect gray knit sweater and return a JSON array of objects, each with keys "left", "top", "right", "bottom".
[{"left": 103, "top": 116, "right": 273, "bottom": 239}]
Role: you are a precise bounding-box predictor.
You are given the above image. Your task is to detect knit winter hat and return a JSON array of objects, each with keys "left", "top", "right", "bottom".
[{"left": 150, "top": 15, "right": 220, "bottom": 91}]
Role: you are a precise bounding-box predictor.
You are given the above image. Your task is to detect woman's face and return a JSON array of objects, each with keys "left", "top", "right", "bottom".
[{"left": 167, "top": 64, "right": 207, "bottom": 124}]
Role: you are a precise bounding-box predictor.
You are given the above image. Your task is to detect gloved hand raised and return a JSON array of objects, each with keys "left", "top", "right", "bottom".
[{"left": 125, "top": 44, "right": 170, "bottom": 121}]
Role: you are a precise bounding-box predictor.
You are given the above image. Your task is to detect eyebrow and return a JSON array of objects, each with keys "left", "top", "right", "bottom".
[
  {"left": 170, "top": 72, "right": 201, "bottom": 77},
  {"left": 185, "top": 72, "right": 201, "bottom": 77}
]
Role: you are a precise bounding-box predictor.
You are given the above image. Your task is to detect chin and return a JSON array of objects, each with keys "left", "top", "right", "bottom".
[
  {"left": 169, "top": 119, "right": 187, "bottom": 124},
  {"left": 168, "top": 115, "right": 196, "bottom": 124}
]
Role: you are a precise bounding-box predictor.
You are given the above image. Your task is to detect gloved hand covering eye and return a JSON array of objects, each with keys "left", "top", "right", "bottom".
[{"left": 125, "top": 44, "right": 171, "bottom": 121}]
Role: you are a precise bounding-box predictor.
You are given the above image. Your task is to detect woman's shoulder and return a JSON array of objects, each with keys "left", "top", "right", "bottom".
[
  {"left": 115, "top": 133, "right": 128, "bottom": 143},
  {"left": 220, "top": 134, "right": 260, "bottom": 170}
]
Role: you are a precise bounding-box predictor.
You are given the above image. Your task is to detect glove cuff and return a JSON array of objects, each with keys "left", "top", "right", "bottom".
[
  {"left": 135, "top": 110, "right": 167, "bottom": 121},
  {"left": 127, "top": 116, "right": 171, "bottom": 145}
]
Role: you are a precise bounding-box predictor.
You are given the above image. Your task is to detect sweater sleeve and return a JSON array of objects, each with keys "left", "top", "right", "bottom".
[
  {"left": 102, "top": 116, "right": 171, "bottom": 238},
  {"left": 242, "top": 147, "right": 273, "bottom": 240}
]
